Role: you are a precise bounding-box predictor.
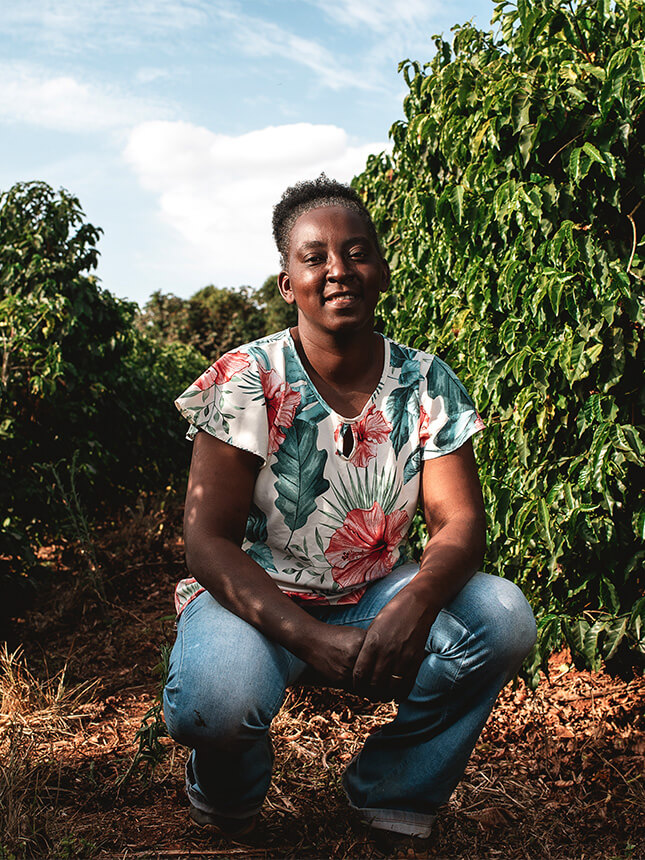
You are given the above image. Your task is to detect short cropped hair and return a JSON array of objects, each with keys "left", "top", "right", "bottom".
[{"left": 272, "top": 174, "right": 383, "bottom": 269}]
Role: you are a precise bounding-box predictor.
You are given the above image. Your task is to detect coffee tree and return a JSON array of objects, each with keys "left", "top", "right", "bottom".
[
  {"left": 355, "top": 0, "right": 644, "bottom": 679},
  {"left": 0, "top": 181, "right": 203, "bottom": 598}
]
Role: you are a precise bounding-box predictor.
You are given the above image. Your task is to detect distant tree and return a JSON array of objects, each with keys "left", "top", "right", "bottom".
[
  {"left": 136, "top": 291, "right": 192, "bottom": 347},
  {"left": 190, "top": 285, "right": 265, "bottom": 358},
  {"left": 254, "top": 275, "right": 298, "bottom": 334},
  {"left": 139, "top": 284, "right": 268, "bottom": 362}
]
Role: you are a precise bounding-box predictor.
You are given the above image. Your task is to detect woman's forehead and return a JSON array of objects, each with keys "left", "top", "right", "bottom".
[{"left": 290, "top": 205, "right": 370, "bottom": 242}]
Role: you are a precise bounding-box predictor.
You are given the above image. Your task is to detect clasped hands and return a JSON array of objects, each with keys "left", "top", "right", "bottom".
[{"left": 307, "top": 595, "right": 436, "bottom": 702}]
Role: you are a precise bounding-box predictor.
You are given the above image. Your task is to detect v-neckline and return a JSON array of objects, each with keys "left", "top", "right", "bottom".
[{"left": 287, "top": 330, "right": 390, "bottom": 423}]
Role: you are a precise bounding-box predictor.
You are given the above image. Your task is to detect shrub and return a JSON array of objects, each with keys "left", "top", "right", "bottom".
[
  {"left": 0, "top": 181, "right": 203, "bottom": 598},
  {"left": 355, "top": 0, "right": 645, "bottom": 678}
]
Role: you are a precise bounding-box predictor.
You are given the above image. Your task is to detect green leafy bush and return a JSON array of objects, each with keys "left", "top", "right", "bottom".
[
  {"left": 0, "top": 182, "right": 203, "bottom": 601},
  {"left": 138, "top": 285, "right": 265, "bottom": 362},
  {"left": 355, "top": 0, "right": 645, "bottom": 679}
]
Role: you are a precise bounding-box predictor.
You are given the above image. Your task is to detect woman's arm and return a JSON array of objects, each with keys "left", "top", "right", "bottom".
[
  {"left": 351, "top": 439, "right": 486, "bottom": 699},
  {"left": 184, "top": 429, "right": 365, "bottom": 686}
]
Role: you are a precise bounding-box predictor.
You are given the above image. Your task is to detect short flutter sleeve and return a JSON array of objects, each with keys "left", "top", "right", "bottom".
[
  {"left": 419, "top": 356, "right": 485, "bottom": 459},
  {"left": 174, "top": 349, "right": 269, "bottom": 463}
]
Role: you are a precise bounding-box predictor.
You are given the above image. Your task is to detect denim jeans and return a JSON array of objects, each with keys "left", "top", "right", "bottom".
[{"left": 163, "top": 565, "right": 537, "bottom": 837}]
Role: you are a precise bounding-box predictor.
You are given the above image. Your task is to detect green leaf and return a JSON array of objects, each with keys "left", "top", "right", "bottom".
[
  {"left": 271, "top": 419, "right": 330, "bottom": 534},
  {"left": 602, "top": 616, "right": 628, "bottom": 660},
  {"left": 537, "top": 497, "right": 553, "bottom": 551},
  {"left": 565, "top": 617, "right": 590, "bottom": 656},
  {"left": 450, "top": 185, "right": 464, "bottom": 225},
  {"left": 582, "top": 141, "right": 604, "bottom": 165},
  {"left": 599, "top": 577, "right": 620, "bottom": 614},
  {"left": 547, "top": 279, "right": 563, "bottom": 316},
  {"left": 583, "top": 619, "right": 608, "bottom": 668}
]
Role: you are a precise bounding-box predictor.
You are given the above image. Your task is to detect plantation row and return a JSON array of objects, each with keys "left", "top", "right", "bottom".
[{"left": 355, "top": 0, "right": 644, "bottom": 679}]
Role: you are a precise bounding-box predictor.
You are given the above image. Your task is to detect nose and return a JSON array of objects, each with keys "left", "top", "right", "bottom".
[{"left": 326, "top": 251, "right": 352, "bottom": 282}]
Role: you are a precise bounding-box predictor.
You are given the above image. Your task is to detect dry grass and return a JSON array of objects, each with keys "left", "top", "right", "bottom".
[
  {"left": 0, "top": 645, "right": 97, "bottom": 737},
  {"left": 0, "top": 646, "right": 99, "bottom": 858}
]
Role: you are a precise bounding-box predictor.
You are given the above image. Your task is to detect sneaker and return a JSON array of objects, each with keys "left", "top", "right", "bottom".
[
  {"left": 185, "top": 755, "right": 257, "bottom": 837},
  {"left": 189, "top": 803, "right": 257, "bottom": 836}
]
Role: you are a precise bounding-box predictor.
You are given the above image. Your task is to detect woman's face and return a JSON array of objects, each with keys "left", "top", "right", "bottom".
[{"left": 278, "top": 205, "right": 389, "bottom": 339}]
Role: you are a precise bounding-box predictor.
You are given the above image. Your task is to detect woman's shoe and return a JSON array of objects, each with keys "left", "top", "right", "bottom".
[{"left": 189, "top": 802, "right": 257, "bottom": 836}]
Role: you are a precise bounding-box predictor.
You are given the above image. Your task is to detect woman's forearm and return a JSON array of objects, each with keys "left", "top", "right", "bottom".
[
  {"left": 185, "top": 535, "right": 328, "bottom": 662},
  {"left": 402, "top": 513, "right": 486, "bottom": 621}
]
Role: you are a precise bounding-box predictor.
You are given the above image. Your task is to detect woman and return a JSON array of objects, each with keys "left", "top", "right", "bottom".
[{"left": 163, "top": 176, "right": 536, "bottom": 840}]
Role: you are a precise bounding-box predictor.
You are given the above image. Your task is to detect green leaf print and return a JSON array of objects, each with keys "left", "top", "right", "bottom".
[
  {"left": 285, "top": 348, "right": 329, "bottom": 423},
  {"left": 246, "top": 541, "right": 277, "bottom": 572},
  {"left": 324, "top": 461, "right": 402, "bottom": 525},
  {"left": 272, "top": 418, "right": 330, "bottom": 538},
  {"left": 385, "top": 386, "right": 417, "bottom": 455},
  {"left": 245, "top": 504, "right": 268, "bottom": 543},
  {"left": 389, "top": 341, "right": 416, "bottom": 368},
  {"left": 246, "top": 345, "right": 270, "bottom": 369},
  {"left": 399, "top": 359, "right": 421, "bottom": 388},
  {"left": 404, "top": 447, "right": 422, "bottom": 484}
]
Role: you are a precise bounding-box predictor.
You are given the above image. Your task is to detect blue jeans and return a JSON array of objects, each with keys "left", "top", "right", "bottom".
[{"left": 163, "top": 565, "right": 536, "bottom": 837}]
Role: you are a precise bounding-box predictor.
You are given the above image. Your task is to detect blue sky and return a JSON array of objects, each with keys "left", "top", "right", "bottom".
[{"left": 1, "top": 0, "right": 495, "bottom": 307}]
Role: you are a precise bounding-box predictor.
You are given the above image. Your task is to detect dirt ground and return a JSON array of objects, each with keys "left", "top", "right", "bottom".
[{"left": 2, "top": 498, "right": 644, "bottom": 859}]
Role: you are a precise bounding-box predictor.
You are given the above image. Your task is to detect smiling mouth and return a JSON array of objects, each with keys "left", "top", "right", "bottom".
[{"left": 324, "top": 293, "right": 360, "bottom": 304}]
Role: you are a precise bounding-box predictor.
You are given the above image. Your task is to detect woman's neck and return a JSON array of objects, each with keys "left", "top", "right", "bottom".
[{"left": 290, "top": 324, "right": 384, "bottom": 417}]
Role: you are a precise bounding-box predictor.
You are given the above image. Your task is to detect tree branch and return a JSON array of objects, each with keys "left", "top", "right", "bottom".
[{"left": 626, "top": 200, "right": 642, "bottom": 275}]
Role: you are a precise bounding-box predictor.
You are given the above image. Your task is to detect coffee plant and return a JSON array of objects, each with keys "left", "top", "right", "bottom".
[
  {"left": 0, "top": 181, "right": 204, "bottom": 607},
  {"left": 355, "top": 0, "right": 645, "bottom": 680}
]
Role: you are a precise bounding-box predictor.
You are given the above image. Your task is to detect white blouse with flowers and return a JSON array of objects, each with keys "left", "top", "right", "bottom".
[{"left": 173, "top": 329, "right": 484, "bottom": 615}]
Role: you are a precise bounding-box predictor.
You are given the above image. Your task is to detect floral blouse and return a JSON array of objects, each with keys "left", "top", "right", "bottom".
[{"left": 173, "top": 329, "right": 484, "bottom": 615}]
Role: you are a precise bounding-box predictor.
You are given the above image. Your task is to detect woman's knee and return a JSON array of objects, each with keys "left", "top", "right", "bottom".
[
  {"left": 164, "top": 675, "right": 276, "bottom": 748},
  {"left": 447, "top": 573, "right": 537, "bottom": 668},
  {"left": 473, "top": 574, "right": 537, "bottom": 665},
  {"left": 163, "top": 593, "right": 291, "bottom": 748}
]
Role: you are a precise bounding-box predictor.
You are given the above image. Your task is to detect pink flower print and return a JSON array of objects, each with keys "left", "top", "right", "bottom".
[
  {"left": 259, "top": 366, "right": 301, "bottom": 454},
  {"left": 334, "top": 406, "right": 392, "bottom": 466},
  {"left": 419, "top": 400, "right": 485, "bottom": 448},
  {"left": 325, "top": 502, "right": 409, "bottom": 589},
  {"left": 352, "top": 406, "right": 392, "bottom": 467},
  {"left": 419, "top": 404, "right": 432, "bottom": 447},
  {"left": 194, "top": 351, "right": 251, "bottom": 390}
]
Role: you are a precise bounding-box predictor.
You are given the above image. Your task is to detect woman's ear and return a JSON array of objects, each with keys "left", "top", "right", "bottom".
[{"left": 278, "top": 271, "right": 296, "bottom": 305}]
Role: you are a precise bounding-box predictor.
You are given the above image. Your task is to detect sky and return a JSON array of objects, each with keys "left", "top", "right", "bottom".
[{"left": 1, "top": 0, "right": 495, "bottom": 308}]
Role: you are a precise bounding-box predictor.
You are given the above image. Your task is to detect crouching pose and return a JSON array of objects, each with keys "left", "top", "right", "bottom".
[{"left": 163, "top": 176, "right": 537, "bottom": 839}]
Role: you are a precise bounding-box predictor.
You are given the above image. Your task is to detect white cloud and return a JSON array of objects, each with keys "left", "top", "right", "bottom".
[
  {"left": 136, "top": 67, "right": 171, "bottom": 85},
  {"left": 2, "top": 0, "right": 375, "bottom": 92},
  {"left": 0, "top": 0, "right": 209, "bottom": 52},
  {"left": 217, "top": 9, "right": 376, "bottom": 92},
  {"left": 123, "top": 120, "right": 388, "bottom": 286},
  {"left": 0, "top": 65, "right": 166, "bottom": 132},
  {"left": 306, "top": 0, "right": 442, "bottom": 33}
]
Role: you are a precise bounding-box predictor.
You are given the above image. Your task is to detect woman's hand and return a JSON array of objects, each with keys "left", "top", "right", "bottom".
[
  {"left": 303, "top": 623, "right": 367, "bottom": 690},
  {"left": 351, "top": 591, "right": 435, "bottom": 700}
]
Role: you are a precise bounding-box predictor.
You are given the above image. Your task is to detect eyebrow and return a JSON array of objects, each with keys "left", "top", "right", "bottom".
[{"left": 297, "top": 236, "right": 370, "bottom": 251}]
